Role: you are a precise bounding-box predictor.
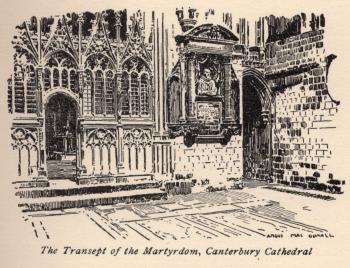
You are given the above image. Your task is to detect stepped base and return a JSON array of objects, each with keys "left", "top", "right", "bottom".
[
  {"left": 15, "top": 181, "right": 162, "bottom": 198},
  {"left": 13, "top": 179, "right": 50, "bottom": 189},
  {"left": 77, "top": 176, "right": 115, "bottom": 185},
  {"left": 77, "top": 173, "right": 154, "bottom": 185},
  {"left": 18, "top": 189, "right": 167, "bottom": 212},
  {"left": 16, "top": 178, "right": 167, "bottom": 212}
]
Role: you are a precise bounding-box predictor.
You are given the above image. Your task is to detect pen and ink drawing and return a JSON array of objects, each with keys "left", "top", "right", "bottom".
[{"left": 7, "top": 7, "right": 345, "bottom": 240}]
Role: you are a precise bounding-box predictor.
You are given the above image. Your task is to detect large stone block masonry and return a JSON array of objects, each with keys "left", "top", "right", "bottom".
[
  {"left": 171, "top": 135, "right": 243, "bottom": 181},
  {"left": 266, "top": 29, "right": 340, "bottom": 185}
]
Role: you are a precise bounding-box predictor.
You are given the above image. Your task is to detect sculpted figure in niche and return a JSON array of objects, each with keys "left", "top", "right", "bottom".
[{"left": 197, "top": 68, "right": 218, "bottom": 96}]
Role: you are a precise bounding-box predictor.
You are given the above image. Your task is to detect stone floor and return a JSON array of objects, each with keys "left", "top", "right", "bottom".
[
  {"left": 47, "top": 160, "right": 77, "bottom": 180},
  {"left": 23, "top": 181, "right": 337, "bottom": 241}
]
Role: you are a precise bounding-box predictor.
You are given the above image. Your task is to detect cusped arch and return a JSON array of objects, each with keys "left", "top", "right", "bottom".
[
  {"left": 168, "top": 74, "right": 180, "bottom": 84},
  {"left": 84, "top": 52, "right": 117, "bottom": 71},
  {"left": 123, "top": 129, "right": 152, "bottom": 147},
  {"left": 44, "top": 49, "right": 78, "bottom": 67},
  {"left": 121, "top": 56, "right": 151, "bottom": 73},
  {"left": 86, "top": 128, "right": 117, "bottom": 148},
  {"left": 11, "top": 128, "right": 38, "bottom": 149}
]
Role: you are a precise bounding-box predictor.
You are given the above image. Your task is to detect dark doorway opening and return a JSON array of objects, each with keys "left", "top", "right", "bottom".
[
  {"left": 45, "top": 94, "right": 77, "bottom": 180},
  {"left": 243, "top": 77, "right": 272, "bottom": 181}
]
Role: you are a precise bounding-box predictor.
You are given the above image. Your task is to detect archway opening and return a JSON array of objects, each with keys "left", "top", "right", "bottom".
[
  {"left": 243, "top": 73, "right": 272, "bottom": 181},
  {"left": 45, "top": 93, "right": 78, "bottom": 180}
]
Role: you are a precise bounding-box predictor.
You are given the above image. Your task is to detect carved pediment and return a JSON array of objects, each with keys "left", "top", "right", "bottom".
[
  {"left": 186, "top": 24, "right": 239, "bottom": 42},
  {"left": 121, "top": 11, "right": 151, "bottom": 65}
]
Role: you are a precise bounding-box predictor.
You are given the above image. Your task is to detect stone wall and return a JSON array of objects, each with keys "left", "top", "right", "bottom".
[
  {"left": 171, "top": 135, "right": 243, "bottom": 181},
  {"left": 266, "top": 29, "right": 340, "bottom": 184}
]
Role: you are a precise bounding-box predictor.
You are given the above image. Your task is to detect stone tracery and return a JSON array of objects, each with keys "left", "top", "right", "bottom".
[
  {"left": 123, "top": 128, "right": 152, "bottom": 147},
  {"left": 86, "top": 128, "right": 117, "bottom": 148}
]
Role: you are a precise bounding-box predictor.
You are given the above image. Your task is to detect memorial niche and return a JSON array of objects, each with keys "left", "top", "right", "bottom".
[
  {"left": 167, "top": 22, "right": 241, "bottom": 147},
  {"left": 193, "top": 54, "right": 226, "bottom": 138},
  {"left": 167, "top": 53, "right": 240, "bottom": 146},
  {"left": 195, "top": 54, "right": 223, "bottom": 97}
]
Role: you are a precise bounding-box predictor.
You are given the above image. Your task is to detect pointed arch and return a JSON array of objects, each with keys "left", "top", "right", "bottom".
[
  {"left": 121, "top": 56, "right": 151, "bottom": 73},
  {"left": 44, "top": 49, "right": 78, "bottom": 67},
  {"left": 61, "top": 69, "right": 68, "bottom": 88},
  {"left": 84, "top": 52, "right": 117, "bottom": 71},
  {"left": 130, "top": 72, "right": 139, "bottom": 115},
  {"left": 53, "top": 68, "right": 60, "bottom": 87},
  {"left": 121, "top": 56, "right": 152, "bottom": 117},
  {"left": 243, "top": 68, "right": 273, "bottom": 111},
  {"left": 105, "top": 70, "right": 115, "bottom": 115},
  {"left": 83, "top": 69, "right": 93, "bottom": 115},
  {"left": 121, "top": 72, "right": 130, "bottom": 115},
  {"left": 242, "top": 68, "right": 273, "bottom": 181},
  {"left": 69, "top": 70, "right": 77, "bottom": 92},
  {"left": 140, "top": 73, "right": 150, "bottom": 115},
  {"left": 94, "top": 70, "right": 104, "bottom": 114},
  {"left": 25, "top": 65, "right": 37, "bottom": 114},
  {"left": 13, "top": 65, "right": 25, "bottom": 113},
  {"left": 43, "top": 68, "right": 51, "bottom": 91}
]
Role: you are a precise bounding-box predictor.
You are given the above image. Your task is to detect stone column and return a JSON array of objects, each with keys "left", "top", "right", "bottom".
[
  {"left": 165, "top": 145, "right": 169, "bottom": 174},
  {"left": 76, "top": 14, "right": 85, "bottom": 179},
  {"left": 37, "top": 126, "right": 47, "bottom": 177},
  {"left": 235, "top": 63, "right": 244, "bottom": 178},
  {"left": 77, "top": 68, "right": 84, "bottom": 115},
  {"left": 223, "top": 58, "right": 234, "bottom": 123},
  {"left": 236, "top": 67, "right": 243, "bottom": 126},
  {"left": 179, "top": 52, "right": 187, "bottom": 122},
  {"left": 76, "top": 68, "right": 84, "bottom": 175},
  {"left": 115, "top": 71, "right": 121, "bottom": 119},
  {"left": 187, "top": 54, "right": 196, "bottom": 119},
  {"left": 153, "top": 19, "right": 160, "bottom": 133},
  {"left": 115, "top": 70, "right": 124, "bottom": 175},
  {"left": 152, "top": 144, "right": 156, "bottom": 173},
  {"left": 35, "top": 66, "right": 43, "bottom": 117},
  {"left": 35, "top": 66, "right": 47, "bottom": 178},
  {"left": 115, "top": 12, "right": 121, "bottom": 43},
  {"left": 78, "top": 14, "right": 83, "bottom": 65},
  {"left": 161, "top": 144, "right": 164, "bottom": 174},
  {"left": 117, "top": 126, "right": 124, "bottom": 174},
  {"left": 149, "top": 75, "right": 154, "bottom": 119},
  {"left": 103, "top": 70, "right": 107, "bottom": 116},
  {"left": 76, "top": 127, "right": 82, "bottom": 180}
]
